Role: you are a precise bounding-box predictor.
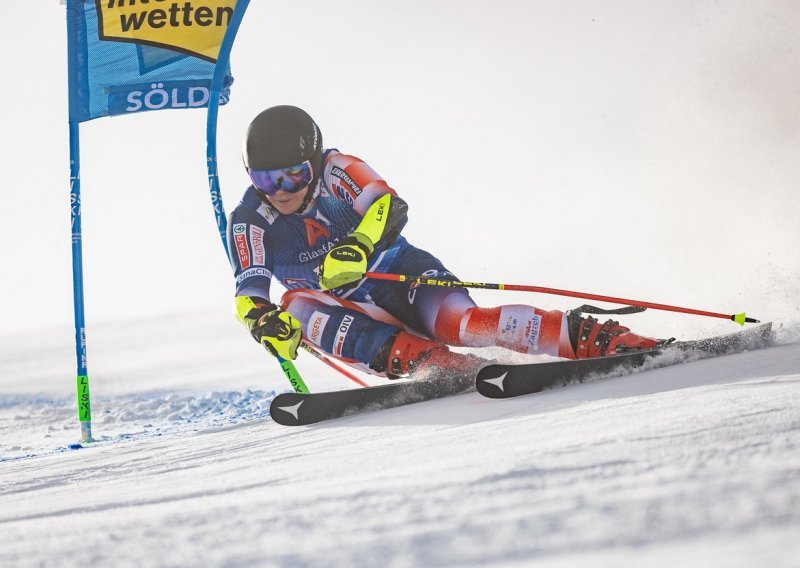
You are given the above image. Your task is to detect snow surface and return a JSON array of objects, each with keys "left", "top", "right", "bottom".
[
  {"left": 2, "top": 1, "right": 799, "bottom": 566},
  {"left": 1, "top": 315, "right": 799, "bottom": 567}
]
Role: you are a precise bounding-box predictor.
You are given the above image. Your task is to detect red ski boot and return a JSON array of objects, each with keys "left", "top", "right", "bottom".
[
  {"left": 567, "top": 314, "right": 667, "bottom": 359},
  {"left": 370, "top": 331, "right": 486, "bottom": 379}
]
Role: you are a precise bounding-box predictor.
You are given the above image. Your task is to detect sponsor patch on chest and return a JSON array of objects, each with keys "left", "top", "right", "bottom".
[
  {"left": 257, "top": 203, "right": 277, "bottom": 225},
  {"left": 250, "top": 226, "right": 265, "bottom": 265},
  {"left": 232, "top": 223, "right": 250, "bottom": 269}
]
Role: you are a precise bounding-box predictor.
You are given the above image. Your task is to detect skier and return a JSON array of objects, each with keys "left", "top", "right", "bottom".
[{"left": 229, "top": 105, "right": 663, "bottom": 378}]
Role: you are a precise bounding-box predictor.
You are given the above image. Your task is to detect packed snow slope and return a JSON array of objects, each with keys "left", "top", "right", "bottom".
[
  {"left": 1, "top": 315, "right": 799, "bottom": 567},
  {"left": 2, "top": 2, "right": 797, "bottom": 566}
]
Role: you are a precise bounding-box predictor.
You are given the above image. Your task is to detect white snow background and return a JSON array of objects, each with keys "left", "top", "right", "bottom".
[{"left": 1, "top": 1, "right": 799, "bottom": 566}]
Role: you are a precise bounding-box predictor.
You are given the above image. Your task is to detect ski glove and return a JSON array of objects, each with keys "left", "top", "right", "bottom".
[
  {"left": 235, "top": 296, "right": 301, "bottom": 360},
  {"left": 319, "top": 232, "right": 374, "bottom": 291}
]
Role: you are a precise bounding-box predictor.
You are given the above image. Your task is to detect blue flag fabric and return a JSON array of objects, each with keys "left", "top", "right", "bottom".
[{"left": 67, "top": 0, "right": 236, "bottom": 123}]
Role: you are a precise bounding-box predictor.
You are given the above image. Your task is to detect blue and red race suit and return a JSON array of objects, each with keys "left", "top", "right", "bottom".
[{"left": 228, "top": 150, "right": 572, "bottom": 374}]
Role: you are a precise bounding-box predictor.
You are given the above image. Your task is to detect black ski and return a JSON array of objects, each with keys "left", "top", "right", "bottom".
[
  {"left": 476, "top": 322, "right": 773, "bottom": 399},
  {"left": 270, "top": 371, "right": 474, "bottom": 426},
  {"left": 271, "top": 323, "right": 773, "bottom": 425}
]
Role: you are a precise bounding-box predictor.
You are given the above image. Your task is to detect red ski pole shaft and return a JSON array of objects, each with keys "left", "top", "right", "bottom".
[
  {"left": 300, "top": 341, "right": 369, "bottom": 387},
  {"left": 364, "top": 272, "right": 759, "bottom": 325}
]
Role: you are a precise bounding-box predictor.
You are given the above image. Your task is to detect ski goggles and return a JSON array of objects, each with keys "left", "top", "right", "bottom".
[{"left": 247, "top": 160, "right": 313, "bottom": 196}]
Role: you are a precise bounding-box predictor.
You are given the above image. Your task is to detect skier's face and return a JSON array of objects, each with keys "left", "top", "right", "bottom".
[{"left": 267, "top": 184, "right": 310, "bottom": 215}]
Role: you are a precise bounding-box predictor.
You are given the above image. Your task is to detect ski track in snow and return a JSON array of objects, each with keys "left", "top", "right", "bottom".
[{"left": 1, "top": 317, "right": 800, "bottom": 567}]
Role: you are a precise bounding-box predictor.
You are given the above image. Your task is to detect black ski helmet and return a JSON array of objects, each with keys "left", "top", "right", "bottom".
[{"left": 243, "top": 105, "right": 323, "bottom": 183}]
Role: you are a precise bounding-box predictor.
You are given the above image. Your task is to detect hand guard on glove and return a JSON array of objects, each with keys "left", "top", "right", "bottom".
[
  {"left": 319, "top": 232, "right": 374, "bottom": 291},
  {"left": 236, "top": 297, "right": 301, "bottom": 360}
]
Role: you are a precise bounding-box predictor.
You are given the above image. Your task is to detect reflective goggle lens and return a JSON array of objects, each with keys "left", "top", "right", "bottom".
[{"left": 248, "top": 161, "right": 313, "bottom": 195}]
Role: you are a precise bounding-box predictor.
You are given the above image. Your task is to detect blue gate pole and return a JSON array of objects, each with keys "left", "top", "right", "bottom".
[
  {"left": 204, "top": 0, "right": 308, "bottom": 393},
  {"left": 69, "top": 121, "right": 94, "bottom": 443},
  {"left": 206, "top": 0, "right": 250, "bottom": 256}
]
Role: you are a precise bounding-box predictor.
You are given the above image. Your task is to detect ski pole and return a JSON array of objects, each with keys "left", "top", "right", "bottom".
[
  {"left": 364, "top": 272, "right": 760, "bottom": 325},
  {"left": 275, "top": 343, "right": 368, "bottom": 393},
  {"left": 300, "top": 341, "right": 369, "bottom": 387},
  {"left": 276, "top": 356, "right": 309, "bottom": 394}
]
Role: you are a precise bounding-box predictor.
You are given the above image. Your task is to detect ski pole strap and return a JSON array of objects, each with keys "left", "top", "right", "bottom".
[{"left": 569, "top": 304, "right": 647, "bottom": 316}]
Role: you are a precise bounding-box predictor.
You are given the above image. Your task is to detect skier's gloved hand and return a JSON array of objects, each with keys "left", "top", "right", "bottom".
[
  {"left": 567, "top": 313, "right": 663, "bottom": 358},
  {"left": 235, "top": 296, "right": 301, "bottom": 360},
  {"left": 319, "top": 232, "right": 374, "bottom": 291}
]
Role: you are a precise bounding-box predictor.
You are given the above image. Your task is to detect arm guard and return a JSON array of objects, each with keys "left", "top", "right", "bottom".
[{"left": 351, "top": 193, "right": 408, "bottom": 255}]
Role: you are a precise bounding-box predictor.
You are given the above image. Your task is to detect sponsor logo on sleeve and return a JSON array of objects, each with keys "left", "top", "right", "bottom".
[
  {"left": 330, "top": 166, "right": 362, "bottom": 207},
  {"left": 525, "top": 314, "right": 542, "bottom": 351},
  {"left": 334, "top": 185, "right": 355, "bottom": 207},
  {"left": 236, "top": 267, "right": 272, "bottom": 285},
  {"left": 497, "top": 306, "right": 542, "bottom": 353},
  {"left": 331, "top": 166, "right": 363, "bottom": 196},
  {"left": 333, "top": 314, "right": 355, "bottom": 357},
  {"left": 233, "top": 223, "right": 250, "bottom": 269},
  {"left": 307, "top": 311, "right": 330, "bottom": 347},
  {"left": 250, "top": 226, "right": 265, "bottom": 265},
  {"left": 503, "top": 315, "right": 519, "bottom": 333}
]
